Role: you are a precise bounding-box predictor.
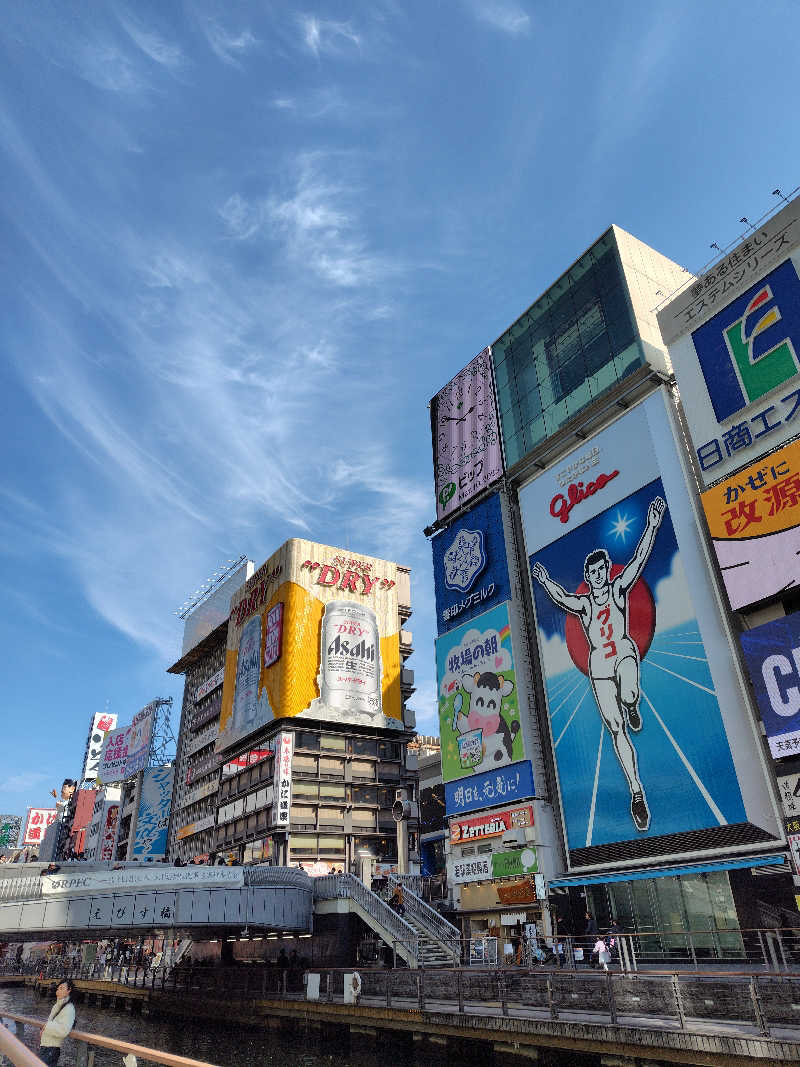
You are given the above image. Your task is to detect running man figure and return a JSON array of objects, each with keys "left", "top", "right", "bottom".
[{"left": 532, "top": 497, "right": 666, "bottom": 833}]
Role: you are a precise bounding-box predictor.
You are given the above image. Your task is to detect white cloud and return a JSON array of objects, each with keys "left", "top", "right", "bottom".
[
  {"left": 117, "top": 12, "right": 184, "bottom": 69},
  {"left": 202, "top": 22, "right": 258, "bottom": 66},
  {"left": 299, "top": 15, "right": 361, "bottom": 57},
  {"left": 465, "top": 0, "right": 531, "bottom": 35},
  {"left": 652, "top": 552, "right": 695, "bottom": 633},
  {"left": 538, "top": 630, "right": 576, "bottom": 679}
]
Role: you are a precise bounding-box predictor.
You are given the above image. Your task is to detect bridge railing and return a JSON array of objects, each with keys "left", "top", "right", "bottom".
[{"left": 313, "top": 873, "right": 420, "bottom": 962}]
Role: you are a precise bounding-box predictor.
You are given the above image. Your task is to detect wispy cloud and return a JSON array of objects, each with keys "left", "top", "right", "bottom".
[
  {"left": 299, "top": 15, "right": 361, "bottom": 57},
  {"left": 465, "top": 0, "right": 531, "bottom": 35},
  {"left": 202, "top": 21, "right": 258, "bottom": 66},
  {"left": 117, "top": 11, "right": 184, "bottom": 70}
]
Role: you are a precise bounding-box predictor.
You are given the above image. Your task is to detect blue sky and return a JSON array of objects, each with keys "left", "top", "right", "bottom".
[{"left": 2, "top": 0, "right": 800, "bottom": 825}]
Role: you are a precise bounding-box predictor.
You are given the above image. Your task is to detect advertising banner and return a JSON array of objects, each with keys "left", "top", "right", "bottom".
[
  {"left": 195, "top": 668, "right": 225, "bottom": 704},
  {"left": 452, "top": 847, "right": 538, "bottom": 885},
  {"left": 431, "top": 492, "right": 511, "bottom": 635},
  {"left": 23, "top": 808, "right": 57, "bottom": 846},
  {"left": 132, "top": 766, "right": 174, "bottom": 858},
  {"left": 100, "top": 805, "right": 119, "bottom": 861},
  {"left": 181, "top": 559, "right": 252, "bottom": 656},
  {"left": 97, "top": 726, "right": 131, "bottom": 782},
  {"left": 521, "top": 390, "right": 772, "bottom": 866},
  {"left": 125, "top": 705, "right": 155, "bottom": 777},
  {"left": 700, "top": 437, "right": 800, "bottom": 610},
  {"left": 272, "top": 731, "right": 293, "bottom": 828},
  {"left": 657, "top": 198, "right": 800, "bottom": 486},
  {"left": 217, "top": 540, "right": 403, "bottom": 751},
  {"left": 777, "top": 773, "right": 800, "bottom": 819},
  {"left": 445, "top": 760, "right": 535, "bottom": 817},
  {"left": 740, "top": 613, "right": 800, "bottom": 758},
  {"left": 81, "top": 712, "right": 117, "bottom": 783},
  {"left": 176, "top": 814, "right": 215, "bottom": 840},
  {"left": 449, "top": 804, "right": 533, "bottom": 844},
  {"left": 431, "top": 347, "right": 503, "bottom": 521},
  {"left": 436, "top": 601, "right": 525, "bottom": 782},
  {"left": 41, "top": 865, "right": 245, "bottom": 896},
  {"left": 0, "top": 815, "right": 21, "bottom": 850}
]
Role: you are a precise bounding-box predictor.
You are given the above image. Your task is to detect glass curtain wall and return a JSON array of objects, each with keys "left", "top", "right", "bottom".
[{"left": 588, "top": 871, "right": 745, "bottom": 961}]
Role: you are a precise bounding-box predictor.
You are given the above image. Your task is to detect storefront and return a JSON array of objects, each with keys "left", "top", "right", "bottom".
[{"left": 550, "top": 854, "right": 789, "bottom": 962}]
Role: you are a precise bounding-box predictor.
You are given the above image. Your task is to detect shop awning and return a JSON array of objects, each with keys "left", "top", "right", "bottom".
[{"left": 549, "top": 854, "right": 786, "bottom": 889}]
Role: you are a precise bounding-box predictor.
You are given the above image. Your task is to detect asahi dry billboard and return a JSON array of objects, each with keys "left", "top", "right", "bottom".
[{"left": 217, "top": 540, "right": 404, "bottom": 750}]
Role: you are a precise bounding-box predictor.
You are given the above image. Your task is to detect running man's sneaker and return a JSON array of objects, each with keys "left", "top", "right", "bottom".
[
  {"left": 626, "top": 703, "right": 642, "bottom": 732},
  {"left": 630, "top": 791, "right": 650, "bottom": 832}
]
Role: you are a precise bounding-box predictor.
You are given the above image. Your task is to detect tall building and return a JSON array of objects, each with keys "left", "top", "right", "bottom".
[
  {"left": 167, "top": 560, "right": 254, "bottom": 863},
  {"left": 169, "top": 540, "right": 419, "bottom": 874},
  {"left": 429, "top": 223, "right": 790, "bottom": 953}
]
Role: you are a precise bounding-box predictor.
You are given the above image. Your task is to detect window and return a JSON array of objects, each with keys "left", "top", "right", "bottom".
[
  {"left": 294, "top": 781, "right": 319, "bottom": 799},
  {"left": 319, "top": 757, "right": 345, "bottom": 778},
  {"left": 320, "top": 734, "right": 346, "bottom": 752},
  {"left": 318, "top": 806, "right": 344, "bottom": 826},
  {"left": 319, "top": 783, "right": 346, "bottom": 800},
  {"left": 351, "top": 809, "right": 376, "bottom": 829},
  {"left": 351, "top": 785, "right": 377, "bottom": 806},
  {"left": 290, "top": 805, "right": 317, "bottom": 828},
  {"left": 289, "top": 835, "right": 318, "bottom": 856},
  {"left": 318, "top": 836, "right": 345, "bottom": 856},
  {"left": 351, "top": 760, "right": 375, "bottom": 781},
  {"left": 350, "top": 737, "right": 377, "bottom": 757},
  {"left": 293, "top": 755, "right": 318, "bottom": 777},
  {"left": 378, "top": 741, "right": 400, "bottom": 760},
  {"left": 295, "top": 731, "right": 320, "bottom": 752}
]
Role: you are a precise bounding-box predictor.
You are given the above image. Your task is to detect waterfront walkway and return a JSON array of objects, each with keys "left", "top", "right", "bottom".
[{"left": 6, "top": 964, "right": 800, "bottom": 1065}]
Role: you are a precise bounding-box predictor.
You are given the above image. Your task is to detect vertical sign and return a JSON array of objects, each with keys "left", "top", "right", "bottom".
[
  {"left": 23, "top": 808, "right": 57, "bottom": 847},
  {"left": 264, "top": 602, "right": 284, "bottom": 668},
  {"left": 100, "top": 805, "right": 119, "bottom": 861},
  {"left": 272, "top": 732, "right": 294, "bottom": 828},
  {"left": 82, "top": 712, "right": 117, "bottom": 782},
  {"left": 432, "top": 347, "right": 503, "bottom": 521}
]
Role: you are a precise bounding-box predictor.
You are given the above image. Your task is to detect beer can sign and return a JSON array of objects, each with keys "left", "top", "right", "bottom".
[
  {"left": 233, "top": 614, "right": 261, "bottom": 734},
  {"left": 316, "top": 601, "right": 382, "bottom": 722}
]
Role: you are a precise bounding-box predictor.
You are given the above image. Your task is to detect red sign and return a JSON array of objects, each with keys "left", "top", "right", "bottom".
[
  {"left": 100, "top": 805, "right": 119, "bottom": 860},
  {"left": 450, "top": 805, "right": 533, "bottom": 845},
  {"left": 23, "top": 807, "right": 57, "bottom": 846},
  {"left": 549, "top": 471, "right": 619, "bottom": 524}
]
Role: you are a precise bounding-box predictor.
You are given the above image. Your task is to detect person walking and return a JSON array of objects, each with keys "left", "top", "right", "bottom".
[
  {"left": 592, "top": 937, "right": 611, "bottom": 972},
  {"left": 584, "top": 911, "right": 598, "bottom": 966},
  {"left": 38, "top": 979, "right": 76, "bottom": 1065}
]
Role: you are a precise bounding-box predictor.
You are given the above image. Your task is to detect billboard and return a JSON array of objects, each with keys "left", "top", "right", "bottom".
[
  {"left": 23, "top": 808, "right": 57, "bottom": 847},
  {"left": 436, "top": 601, "right": 526, "bottom": 783},
  {"left": 181, "top": 559, "right": 253, "bottom": 656},
  {"left": 0, "top": 815, "right": 21, "bottom": 850},
  {"left": 445, "top": 760, "right": 535, "bottom": 817},
  {"left": 449, "top": 804, "right": 533, "bottom": 844},
  {"left": 272, "top": 731, "right": 293, "bottom": 828},
  {"left": 431, "top": 347, "right": 503, "bottom": 521},
  {"left": 452, "top": 847, "right": 539, "bottom": 885},
  {"left": 700, "top": 437, "right": 800, "bottom": 610},
  {"left": 740, "top": 613, "right": 800, "bottom": 758},
  {"left": 97, "top": 703, "right": 156, "bottom": 782},
  {"left": 431, "top": 491, "right": 511, "bottom": 635},
  {"left": 100, "top": 805, "right": 119, "bottom": 860},
  {"left": 81, "top": 712, "right": 117, "bottom": 783},
  {"left": 521, "top": 390, "right": 779, "bottom": 866},
  {"left": 217, "top": 540, "right": 403, "bottom": 751},
  {"left": 657, "top": 197, "right": 800, "bottom": 487},
  {"left": 132, "top": 766, "right": 174, "bottom": 858}
]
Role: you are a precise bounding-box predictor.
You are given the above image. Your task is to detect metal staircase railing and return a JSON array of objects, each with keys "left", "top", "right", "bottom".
[
  {"left": 313, "top": 873, "right": 420, "bottom": 964},
  {"left": 388, "top": 875, "right": 460, "bottom": 964}
]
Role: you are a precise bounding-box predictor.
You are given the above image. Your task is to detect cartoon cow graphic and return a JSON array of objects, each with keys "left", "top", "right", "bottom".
[{"left": 453, "top": 671, "right": 518, "bottom": 774}]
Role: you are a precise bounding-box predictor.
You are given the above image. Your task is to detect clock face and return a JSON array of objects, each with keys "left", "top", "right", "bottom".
[{"left": 437, "top": 362, "right": 492, "bottom": 462}]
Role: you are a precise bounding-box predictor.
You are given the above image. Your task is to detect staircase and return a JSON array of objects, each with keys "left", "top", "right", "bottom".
[{"left": 313, "top": 874, "right": 460, "bottom": 969}]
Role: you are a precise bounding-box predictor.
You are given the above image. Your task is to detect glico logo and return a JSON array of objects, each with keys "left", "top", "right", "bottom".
[{"left": 692, "top": 259, "right": 800, "bottom": 423}]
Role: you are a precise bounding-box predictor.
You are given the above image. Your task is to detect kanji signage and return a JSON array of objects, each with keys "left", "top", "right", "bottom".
[
  {"left": 431, "top": 347, "right": 504, "bottom": 521},
  {"left": 81, "top": 712, "right": 118, "bottom": 783},
  {"left": 432, "top": 492, "right": 511, "bottom": 635},
  {"left": 657, "top": 196, "right": 800, "bottom": 487},
  {"left": 271, "top": 731, "right": 293, "bottom": 828},
  {"left": 23, "top": 808, "right": 57, "bottom": 846},
  {"left": 445, "top": 760, "right": 535, "bottom": 817},
  {"left": 777, "top": 773, "right": 800, "bottom": 819},
  {"left": 701, "top": 437, "right": 800, "bottom": 609},
  {"left": 452, "top": 847, "right": 539, "bottom": 886},
  {"left": 740, "top": 613, "right": 800, "bottom": 758}
]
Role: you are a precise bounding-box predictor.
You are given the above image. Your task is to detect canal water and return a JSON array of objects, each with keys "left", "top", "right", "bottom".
[{"left": 0, "top": 984, "right": 612, "bottom": 1067}]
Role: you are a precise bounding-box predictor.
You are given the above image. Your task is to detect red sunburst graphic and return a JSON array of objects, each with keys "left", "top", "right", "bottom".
[{"left": 564, "top": 563, "right": 656, "bottom": 677}]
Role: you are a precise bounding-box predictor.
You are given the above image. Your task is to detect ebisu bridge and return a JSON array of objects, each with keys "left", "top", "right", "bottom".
[
  {"left": 0, "top": 862, "right": 459, "bottom": 968},
  {"left": 0, "top": 862, "right": 312, "bottom": 940}
]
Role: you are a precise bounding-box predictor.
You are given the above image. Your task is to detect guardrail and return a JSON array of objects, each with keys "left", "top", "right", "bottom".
[
  {"left": 386, "top": 875, "right": 459, "bottom": 962},
  {"left": 6, "top": 966, "right": 800, "bottom": 1041},
  {"left": 1, "top": 1011, "right": 225, "bottom": 1067},
  {"left": 313, "top": 873, "right": 420, "bottom": 963}
]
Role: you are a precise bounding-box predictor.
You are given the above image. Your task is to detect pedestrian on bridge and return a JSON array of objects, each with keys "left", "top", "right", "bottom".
[{"left": 38, "top": 979, "right": 75, "bottom": 1065}]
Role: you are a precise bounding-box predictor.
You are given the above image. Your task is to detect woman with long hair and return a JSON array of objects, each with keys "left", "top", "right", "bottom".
[{"left": 39, "top": 978, "right": 75, "bottom": 1065}]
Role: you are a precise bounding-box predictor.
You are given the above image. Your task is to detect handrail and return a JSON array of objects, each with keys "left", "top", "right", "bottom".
[
  {"left": 387, "top": 875, "right": 460, "bottom": 960},
  {"left": 314, "top": 874, "right": 420, "bottom": 960},
  {"left": 0, "top": 1020, "right": 45, "bottom": 1066},
  {"left": 3, "top": 1012, "right": 225, "bottom": 1067}
]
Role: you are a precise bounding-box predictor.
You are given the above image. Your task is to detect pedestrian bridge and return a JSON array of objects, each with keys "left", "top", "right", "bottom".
[{"left": 0, "top": 863, "right": 312, "bottom": 940}]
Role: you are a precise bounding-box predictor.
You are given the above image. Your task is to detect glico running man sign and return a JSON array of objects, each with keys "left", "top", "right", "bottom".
[{"left": 520, "top": 389, "right": 780, "bottom": 868}]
